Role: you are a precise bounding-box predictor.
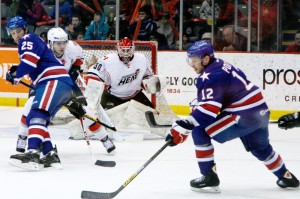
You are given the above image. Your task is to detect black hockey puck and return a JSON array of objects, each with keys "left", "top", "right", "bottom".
[{"left": 95, "top": 160, "right": 116, "bottom": 167}]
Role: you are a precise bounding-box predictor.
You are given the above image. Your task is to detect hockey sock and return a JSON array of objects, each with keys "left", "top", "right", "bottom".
[{"left": 196, "top": 144, "right": 215, "bottom": 175}]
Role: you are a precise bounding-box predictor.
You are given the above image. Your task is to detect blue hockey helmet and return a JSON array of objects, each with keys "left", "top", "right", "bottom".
[
  {"left": 7, "top": 16, "right": 27, "bottom": 34},
  {"left": 187, "top": 40, "right": 214, "bottom": 60}
]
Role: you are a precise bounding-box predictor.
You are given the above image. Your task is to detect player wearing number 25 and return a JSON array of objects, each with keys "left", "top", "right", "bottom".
[
  {"left": 165, "top": 40, "right": 299, "bottom": 193},
  {"left": 6, "top": 16, "right": 74, "bottom": 171}
]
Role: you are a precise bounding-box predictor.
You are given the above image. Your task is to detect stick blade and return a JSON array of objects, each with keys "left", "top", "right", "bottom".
[
  {"left": 95, "top": 160, "right": 116, "bottom": 167},
  {"left": 81, "top": 191, "right": 112, "bottom": 199},
  {"left": 145, "top": 111, "right": 157, "bottom": 127},
  {"left": 145, "top": 111, "right": 172, "bottom": 128}
]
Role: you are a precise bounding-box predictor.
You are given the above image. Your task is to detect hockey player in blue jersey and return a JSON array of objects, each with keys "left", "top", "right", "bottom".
[
  {"left": 5, "top": 16, "right": 85, "bottom": 170},
  {"left": 165, "top": 40, "right": 299, "bottom": 192}
]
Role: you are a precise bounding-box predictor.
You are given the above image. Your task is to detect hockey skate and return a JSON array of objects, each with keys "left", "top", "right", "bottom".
[
  {"left": 277, "top": 171, "right": 299, "bottom": 189},
  {"left": 190, "top": 164, "right": 221, "bottom": 193},
  {"left": 16, "top": 135, "right": 27, "bottom": 153},
  {"left": 9, "top": 149, "right": 43, "bottom": 171},
  {"left": 101, "top": 135, "right": 116, "bottom": 154},
  {"left": 40, "top": 147, "right": 63, "bottom": 170}
]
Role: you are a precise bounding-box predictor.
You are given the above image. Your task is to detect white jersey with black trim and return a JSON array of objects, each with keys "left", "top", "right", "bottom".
[
  {"left": 53, "top": 40, "right": 83, "bottom": 71},
  {"left": 88, "top": 53, "right": 153, "bottom": 98}
]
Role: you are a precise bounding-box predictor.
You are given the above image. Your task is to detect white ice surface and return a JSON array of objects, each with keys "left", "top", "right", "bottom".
[{"left": 0, "top": 106, "right": 299, "bottom": 199}]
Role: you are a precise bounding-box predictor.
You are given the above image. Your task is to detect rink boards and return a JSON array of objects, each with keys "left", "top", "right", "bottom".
[{"left": 1, "top": 48, "right": 300, "bottom": 120}]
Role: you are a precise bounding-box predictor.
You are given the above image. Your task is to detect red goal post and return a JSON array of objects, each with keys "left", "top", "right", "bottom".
[{"left": 76, "top": 40, "right": 158, "bottom": 107}]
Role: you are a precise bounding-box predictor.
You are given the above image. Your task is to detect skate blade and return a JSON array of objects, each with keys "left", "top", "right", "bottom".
[
  {"left": 9, "top": 159, "right": 44, "bottom": 171},
  {"left": 49, "top": 163, "right": 63, "bottom": 170},
  {"left": 191, "top": 186, "right": 221, "bottom": 193}
]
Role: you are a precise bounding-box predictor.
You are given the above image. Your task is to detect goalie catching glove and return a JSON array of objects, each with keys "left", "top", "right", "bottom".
[
  {"left": 278, "top": 112, "right": 300, "bottom": 130},
  {"left": 165, "top": 120, "right": 194, "bottom": 146},
  {"left": 143, "top": 75, "right": 166, "bottom": 94}
]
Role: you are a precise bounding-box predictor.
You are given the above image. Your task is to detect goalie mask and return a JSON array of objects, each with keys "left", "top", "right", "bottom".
[
  {"left": 117, "top": 37, "right": 135, "bottom": 64},
  {"left": 47, "top": 27, "right": 68, "bottom": 57}
]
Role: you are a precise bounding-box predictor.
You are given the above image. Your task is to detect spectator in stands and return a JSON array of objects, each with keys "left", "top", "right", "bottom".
[
  {"left": 7, "top": 0, "right": 20, "bottom": 19},
  {"left": 26, "top": 0, "right": 48, "bottom": 26},
  {"left": 162, "top": 0, "right": 180, "bottom": 18},
  {"left": 70, "top": 0, "right": 92, "bottom": 28},
  {"left": 39, "top": 31, "right": 47, "bottom": 43},
  {"left": 216, "top": 0, "right": 242, "bottom": 27},
  {"left": 240, "top": 0, "right": 278, "bottom": 51},
  {"left": 65, "top": 14, "right": 85, "bottom": 40},
  {"left": 76, "top": 32, "right": 84, "bottom": 40},
  {"left": 106, "top": 12, "right": 116, "bottom": 40},
  {"left": 49, "top": 0, "right": 72, "bottom": 26},
  {"left": 222, "top": 25, "right": 247, "bottom": 51},
  {"left": 15, "top": 0, "right": 33, "bottom": 23},
  {"left": 120, "top": 0, "right": 135, "bottom": 21},
  {"left": 129, "top": 6, "right": 157, "bottom": 41},
  {"left": 182, "top": 11, "right": 200, "bottom": 49},
  {"left": 201, "top": 32, "right": 212, "bottom": 44},
  {"left": 156, "top": 13, "right": 176, "bottom": 49},
  {"left": 84, "top": 10, "right": 109, "bottom": 40},
  {"left": 199, "top": 0, "right": 220, "bottom": 24},
  {"left": 285, "top": 30, "right": 300, "bottom": 52}
]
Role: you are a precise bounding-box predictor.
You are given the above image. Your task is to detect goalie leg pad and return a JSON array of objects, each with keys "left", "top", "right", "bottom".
[
  {"left": 85, "top": 79, "right": 104, "bottom": 109},
  {"left": 67, "top": 119, "right": 94, "bottom": 140}
]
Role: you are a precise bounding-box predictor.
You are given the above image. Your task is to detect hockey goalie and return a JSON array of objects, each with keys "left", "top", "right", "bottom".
[{"left": 69, "top": 37, "right": 178, "bottom": 141}]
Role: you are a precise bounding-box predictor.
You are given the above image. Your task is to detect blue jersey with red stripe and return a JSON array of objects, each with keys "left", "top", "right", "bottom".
[
  {"left": 15, "top": 33, "right": 73, "bottom": 87},
  {"left": 191, "top": 58, "right": 267, "bottom": 128}
]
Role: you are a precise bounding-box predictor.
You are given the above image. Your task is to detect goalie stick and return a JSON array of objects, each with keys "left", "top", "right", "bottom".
[
  {"left": 80, "top": 118, "right": 116, "bottom": 167},
  {"left": 145, "top": 111, "right": 172, "bottom": 128},
  {"left": 81, "top": 139, "right": 173, "bottom": 199},
  {"left": 19, "top": 81, "right": 117, "bottom": 131}
]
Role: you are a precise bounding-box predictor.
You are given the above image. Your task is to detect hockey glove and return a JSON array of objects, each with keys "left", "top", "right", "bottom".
[
  {"left": 6, "top": 69, "right": 22, "bottom": 85},
  {"left": 68, "top": 65, "right": 82, "bottom": 82},
  {"left": 65, "top": 98, "right": 86, "bottom": 119},
  {"left": 165, "top": 120, "right": 194, "bottom": 146},
  {"left": 278, "top": 112, "right": 300, "bottom": 130}
]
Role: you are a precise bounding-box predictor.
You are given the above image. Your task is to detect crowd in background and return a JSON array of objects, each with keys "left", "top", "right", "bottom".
[{"left": 1, "top": 0, "right": 300, "bottom": 52}]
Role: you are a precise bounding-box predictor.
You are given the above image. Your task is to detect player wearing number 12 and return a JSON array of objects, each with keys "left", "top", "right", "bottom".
[{"left": 165, "top": 40, "right": 299, "bottom": 193}]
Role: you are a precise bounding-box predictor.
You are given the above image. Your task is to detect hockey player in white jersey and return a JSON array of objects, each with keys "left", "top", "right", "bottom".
[
  {"left": 86, "top": 37, "right": 157, "bottom": 109},
  {"left": 16, "top": 28, "right": 115, "bottom": 157},
  {"left": 85, "top": 37, "right": 169, "bottom": 138}
]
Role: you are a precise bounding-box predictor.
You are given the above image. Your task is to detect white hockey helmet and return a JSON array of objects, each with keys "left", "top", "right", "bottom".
[
  {"left": 47, "top": 27, "right": 68, "bottom": 48},
  {"left": 117, "top": 37, "right": 135, "bottom": 64}
]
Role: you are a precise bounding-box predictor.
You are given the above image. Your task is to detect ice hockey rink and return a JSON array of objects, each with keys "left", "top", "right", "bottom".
[{"left": 0, "top": 106, "right": 299, "bottom": 199}]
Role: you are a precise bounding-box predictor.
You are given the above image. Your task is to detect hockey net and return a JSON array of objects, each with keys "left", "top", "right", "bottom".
[{"left": 53, "top": 40, "right": 178, "bottom": 128}]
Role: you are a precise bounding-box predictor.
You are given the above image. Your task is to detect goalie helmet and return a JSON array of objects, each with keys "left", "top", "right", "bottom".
[
  {"left": 47, "top": 27, "right": 68, "bottom": 49},
  {"left": 187, "top": 40, "right": 214, "bottom": 60},
  {"left": 117, "top": 37, "right": 135, "bottom": 64},
  {"left": 7, "top": 16, "right": 27, "bottom": 35}
]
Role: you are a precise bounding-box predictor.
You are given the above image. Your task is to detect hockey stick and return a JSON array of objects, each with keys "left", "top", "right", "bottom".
[
  {"left": 19, "top": 81, "right": 117, "bottom": 131},
  {"left": 79, "top": 118, "right": 116, "bottom": 167},
  {"left": 81, "top": 138, "right": 173, "bottom": 199},
  {"left": 145, "top": 111, "right": 172, "bottom": 128}
]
